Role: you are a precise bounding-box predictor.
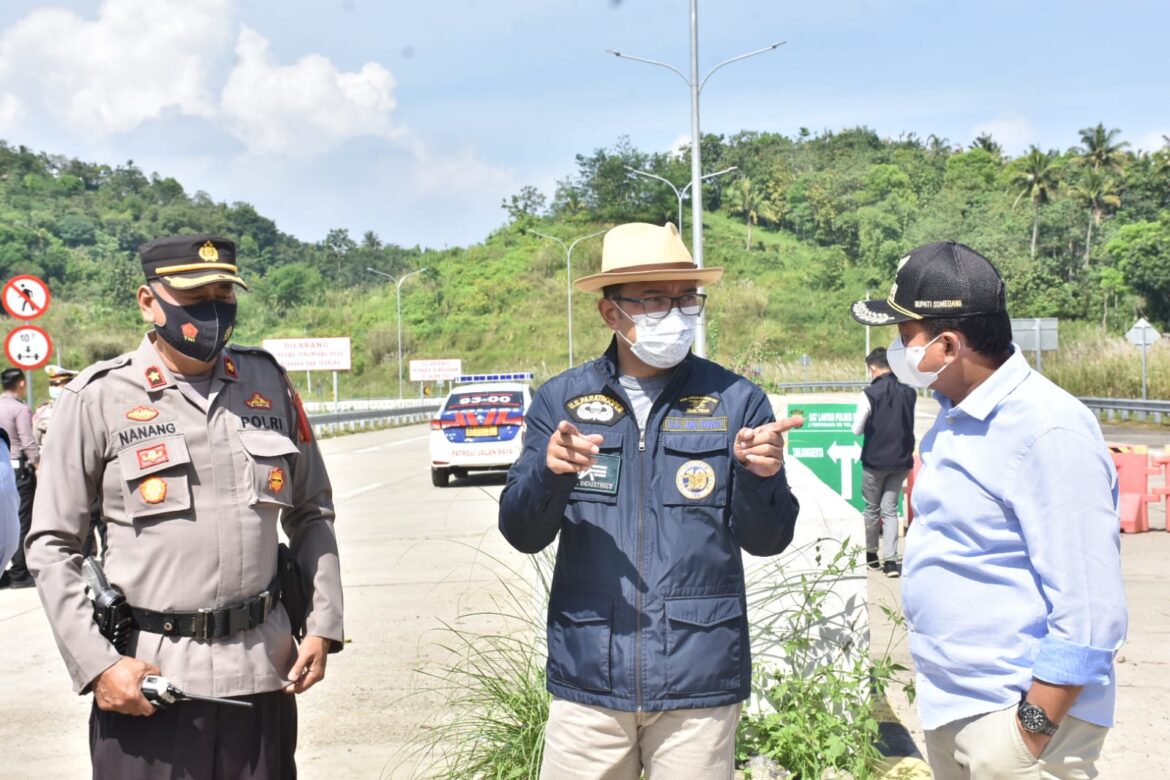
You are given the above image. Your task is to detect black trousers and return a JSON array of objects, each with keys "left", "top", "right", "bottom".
[
  {"left": 89, "top": 691, "right": 297, "bottom": 780},
  {"left": 6, "top": 468, "right": 35, "bottom": 580}
]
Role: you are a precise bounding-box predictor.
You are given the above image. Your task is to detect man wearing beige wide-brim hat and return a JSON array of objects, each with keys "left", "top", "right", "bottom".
[{"left": 500, "top": 222, "right": 804, "bottom": 778}]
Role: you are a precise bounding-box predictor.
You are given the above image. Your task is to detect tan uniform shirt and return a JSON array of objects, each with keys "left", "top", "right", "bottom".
[
  {"left": 0, "top": 391, "right": 39, "bottom": 465},
  {"left": 26, "top": 334, "right": 343, "bottom": 697}
]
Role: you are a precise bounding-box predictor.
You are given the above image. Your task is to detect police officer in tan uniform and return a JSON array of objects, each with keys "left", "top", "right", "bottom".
[{"left": 26, "top": 235, "right": 344, "bottom": 779}]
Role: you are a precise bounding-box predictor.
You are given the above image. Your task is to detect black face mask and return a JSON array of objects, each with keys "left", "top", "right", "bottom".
[{"left": 152, "top": 290, "right": 237, "bottom": 363}]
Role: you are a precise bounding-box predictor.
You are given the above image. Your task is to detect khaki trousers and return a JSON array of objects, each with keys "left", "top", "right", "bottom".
[
  {"left": 539, "top": 698, "right": 741, "bottom": 780},
  {"left": 924, "top": 704, "right": 1108, "bottom": 780}
]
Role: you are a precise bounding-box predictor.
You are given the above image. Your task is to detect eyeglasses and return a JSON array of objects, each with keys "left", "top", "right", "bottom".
[{"left": 610, "top": 293, "right": 707, "bottom": 320}]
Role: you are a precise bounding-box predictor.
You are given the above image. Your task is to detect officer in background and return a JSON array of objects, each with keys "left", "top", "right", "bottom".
[
  {"left": 0, "top": 366, "right": 39, "bottom": 589},
  {"left": 33, "top": 364, "right": 79, "bottom": 446},
  {"left": 26, "top": 235, "right": 344, "bottom": 778}
]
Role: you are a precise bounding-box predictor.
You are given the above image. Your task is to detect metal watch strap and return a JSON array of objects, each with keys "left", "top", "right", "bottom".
[{"left": 1018, "top": 697, "right": 1059, "bottom": 737}]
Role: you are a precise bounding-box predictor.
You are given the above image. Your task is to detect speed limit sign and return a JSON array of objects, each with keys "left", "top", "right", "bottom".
[{"left": 4, "top": 325, "right": 53, "bottom": 371}]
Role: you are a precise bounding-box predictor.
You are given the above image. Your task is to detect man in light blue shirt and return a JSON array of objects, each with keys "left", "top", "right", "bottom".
[{"left": 851, "top": 241, "right": 1127, "bottom": 779}]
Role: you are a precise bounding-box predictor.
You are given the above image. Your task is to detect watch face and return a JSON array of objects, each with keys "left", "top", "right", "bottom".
[{"left": 1019, "top": 703, "right": 1049, "bottom": 732}]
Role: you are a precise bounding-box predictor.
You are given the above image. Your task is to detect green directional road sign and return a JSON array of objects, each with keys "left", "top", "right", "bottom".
[{"left": 784, "top": 402, "right": 866, "bottom": 513}]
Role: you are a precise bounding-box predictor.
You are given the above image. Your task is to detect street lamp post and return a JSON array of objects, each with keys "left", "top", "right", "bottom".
[
  {"left": 367, "top": 266, "right": 428, "bottom": 398},
  {"left": 623, "top": 165, "right": 738, "bottom": 232},
  {"left": 608, "top": 10, "right": 784, "bottom": 357},
  {"left": 529, "top": 229, "right": 606, "bottom": 368}
]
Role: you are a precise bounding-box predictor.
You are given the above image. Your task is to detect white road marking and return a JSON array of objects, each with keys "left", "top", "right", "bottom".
[
  {"left": 338, "top": 482, "right": 387, "bottom": 502},
  {"left": 349, "top": 434, "right": 429, "bottom": 454}
]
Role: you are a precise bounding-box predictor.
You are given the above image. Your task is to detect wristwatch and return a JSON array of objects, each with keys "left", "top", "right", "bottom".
[{"left": 1017, "top": 696, "right": 1059, "bottom": 737}]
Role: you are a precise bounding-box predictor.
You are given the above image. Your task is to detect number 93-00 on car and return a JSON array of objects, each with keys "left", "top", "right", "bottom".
[{"left": 428, "top": 373, "right": 533, "bottom": 487}]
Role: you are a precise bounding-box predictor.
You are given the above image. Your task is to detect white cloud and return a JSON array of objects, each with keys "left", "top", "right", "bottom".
[
  {"left": 969, "top": 113, "right": 1036, "bottom": 154},
  {"left": 0, "top": 0, "right": 228, "bottom": 134},
  {"left": 408, "top": 146, "right": 514, "bottom": 197},
  {"left": 219, "top": 25, "right": 402, "bottom": 156},
  {"left": 1136, "top": 131, "right": 1170, "bottom": 153}
]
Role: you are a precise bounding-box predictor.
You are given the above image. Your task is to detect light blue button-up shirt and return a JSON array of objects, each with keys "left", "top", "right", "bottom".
[{"left": 902, "top": 348, "right": 1127, "bottom": 731}]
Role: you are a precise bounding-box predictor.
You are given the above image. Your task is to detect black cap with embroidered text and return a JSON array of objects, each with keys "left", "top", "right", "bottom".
[
  {"left": 138, "top": 234, "right": 248, "bottom": 291},
  {"left": 850, "top": 241, "right": 1005, "bottom": 326}
]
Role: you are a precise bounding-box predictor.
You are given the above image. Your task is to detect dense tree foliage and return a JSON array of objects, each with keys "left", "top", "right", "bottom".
[{"left": 1, "top": 125, "right": 1167, "bottom": 398}]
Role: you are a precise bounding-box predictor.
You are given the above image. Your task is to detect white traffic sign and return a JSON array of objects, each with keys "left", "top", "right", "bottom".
[
  {"left": 2, "top": 274, "right": 51, "bottom": 320},
  {"left": 261, "top": 338, "right": 352, "bottom": 371},
  {"left": 410, "top": 359, "right": 463, "bottom": 382},
  {"left": 5, "top": 325, "right": 53, "bottom": 370},
  {"left": 1126, "top": 317, "right": 1160, "bottom": 347}
]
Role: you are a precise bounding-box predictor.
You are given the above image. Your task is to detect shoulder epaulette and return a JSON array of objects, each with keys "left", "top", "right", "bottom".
[
  {"left": 228, "top": 343, "right": 288, "bottom": 374},
  {"left": 66, "top": 353, "right": 133, "bottom": 391}
]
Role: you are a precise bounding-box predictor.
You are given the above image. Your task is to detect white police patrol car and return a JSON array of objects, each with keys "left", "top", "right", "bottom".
[{"left": 429, "top": 373, "right": 533, "bottom": 487}]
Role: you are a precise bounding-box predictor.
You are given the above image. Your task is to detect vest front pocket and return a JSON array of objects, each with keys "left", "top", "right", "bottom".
[
  {"left": 664, "top": 594, "right": 743, "bottom": 695},
  {"left": 547, "top": 590, "right": 613, "bottom": 693}
]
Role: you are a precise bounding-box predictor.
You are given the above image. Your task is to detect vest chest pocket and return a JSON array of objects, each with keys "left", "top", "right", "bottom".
[
  {"left": 661, "top": 432, "right": 729, "bottom": 507},
  {"left": 116, "top": 434, "right": 193, "bottom": 520},
  {"left": 238, "top": 429, "right": 299, "bottom": 508}
]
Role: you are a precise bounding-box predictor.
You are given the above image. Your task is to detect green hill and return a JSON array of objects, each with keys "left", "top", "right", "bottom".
[{"left": 3, "top": 126, "right": 1169, "bottom": 403}]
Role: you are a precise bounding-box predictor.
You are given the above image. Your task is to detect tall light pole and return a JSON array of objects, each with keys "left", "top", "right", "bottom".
[
  {"left": 529, "top": 229, "right": 606, "bottom": 368},
  {"left": 623, "top": 165, "right": 738, "bottom": 232},
  {"left": 608, "top": 13, "right": 784, "bottom": 357},
  {"left": 367, "top": 266, "right": 427, "bottom": 398}
]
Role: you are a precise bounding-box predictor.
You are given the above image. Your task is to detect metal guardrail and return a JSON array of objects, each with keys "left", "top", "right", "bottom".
[
  {"left": 306, "top": 389, "right": 1170, "bottom": 436},
  {"left": 307, "top": 403, "right": 439, "bottom": 436},
  {"left": 1077, "top": 397, "right": 1170, "bottom": 424}
]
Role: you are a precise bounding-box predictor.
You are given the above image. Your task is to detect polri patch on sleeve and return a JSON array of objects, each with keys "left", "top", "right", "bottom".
[
  {"left": 574, "top": 453, "right": 621, "bottom": 495},
  {"left": 662, "top": 416, "right": 729, "bottom": 433},
  {"left": 678, "top": 395, "right": 720, "bottom": 415},
  {"left": 565, "top": 393, "right": 627, "bottom": 426}
]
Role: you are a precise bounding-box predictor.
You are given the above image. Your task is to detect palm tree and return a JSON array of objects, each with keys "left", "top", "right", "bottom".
[
  {"left": 1009, "top": 146, "right": 1062, "bottom": 259},
  {"left": 724, "top": 177, "right": 777, "bottom": 250},
  {"left": 1072, "top": 169, "right": 1121, "bottom": 265},
  {"left": 1076, "top": 124, "right": 1129, "bottom": 174},
  {"left": 970, "top": 133, "right": 1002, "bottom": 157}
]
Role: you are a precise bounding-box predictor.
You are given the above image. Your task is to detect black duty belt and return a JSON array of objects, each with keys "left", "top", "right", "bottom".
[{"left": 130, "top": 583, "right": 277, "bottom": 641}]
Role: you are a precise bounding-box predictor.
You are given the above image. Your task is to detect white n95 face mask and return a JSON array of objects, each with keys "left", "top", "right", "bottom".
[
  {"left": 887, "top": 334, "right": 951, "bottom": 389},
  {"left": 616, "top": 308, "right": 697, "bottom": 369}
]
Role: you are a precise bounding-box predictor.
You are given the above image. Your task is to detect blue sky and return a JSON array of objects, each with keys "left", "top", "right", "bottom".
[{"left": 0, "top": 0, "right": 1165, "bottom": 249}]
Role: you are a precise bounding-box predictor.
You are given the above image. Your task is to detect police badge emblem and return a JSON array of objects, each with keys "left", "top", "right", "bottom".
[
  {"left": 268, "top": 467, "right": 286, "bottom": 494},
  {"left": 675, "top": 460, "right": 716, "bottom": 500},
  {"left": 139, "top": 476, "right": 168, "bottom": 504}
]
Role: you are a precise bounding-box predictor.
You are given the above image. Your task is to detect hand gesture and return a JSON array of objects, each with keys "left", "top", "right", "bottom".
[
  {"left": 733, "top": 415, "right": 804, "bottom": 478},
  {"left": 93, "top": 656, "right": 161, "bottom": 716},
  {"left": 546, "top": 420, "right": 604, "bottom": 475}
]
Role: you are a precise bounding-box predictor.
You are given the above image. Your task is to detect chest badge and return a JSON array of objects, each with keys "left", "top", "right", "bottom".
[
  {"left": 145, "top": 366, "right": 166, "bottom": 389},
  {"left": 676, "top": 460, "right": 716, "bottom": 500},
  {"left": 245, "top": 392, "right": 273, "bottom": 410},
  {"left": 679, "top": 395, "right": 719, "bottom": 415},
  {"left": 136, "top": 443, "right": 169, "bottom": 470},
  {"left": 139, "top": 476, "right": 168, "bottom": 504},
  {"left": 125, "top": 405, "right": 159, "bottom": 422},
  {"left": 575, "top": 454, "right": 620, "bottom": 495},
  {"left": 268, "top": 467, "right": 286, "bottom": 494},
  {"left": 565, "top": 393, "right": 627, "bottom": 426}
]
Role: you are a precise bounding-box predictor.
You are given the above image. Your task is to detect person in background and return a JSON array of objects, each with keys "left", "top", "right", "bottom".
[
  {"left": 0, "top": 366, "right": 39, "bottom": 589},
  {"left": 851, "top": 346, "right": 916, "bottom": 577},
  {"left": 0, "top": 430, "right": 20, "bottom": 573},
  {"left": 850, "top": 240, "right": 1127, "bottom": 779}
]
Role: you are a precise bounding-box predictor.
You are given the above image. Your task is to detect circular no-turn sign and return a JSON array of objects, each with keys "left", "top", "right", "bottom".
[
  {"left": 3, "top": 275, "right": 51, "bottom": 320},
  {"left": 5, "top": 325, "right": 53, "bottom": 370}
]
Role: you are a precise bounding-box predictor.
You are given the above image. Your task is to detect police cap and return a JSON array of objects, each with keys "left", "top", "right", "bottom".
[{"left": 138, "top": 234, "right": 249, "bottom": 291}]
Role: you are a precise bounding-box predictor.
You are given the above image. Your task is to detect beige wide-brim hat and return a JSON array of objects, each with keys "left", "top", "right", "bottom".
[{"left": 574, "top": 222, "right": 724, "bottom": 292}]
